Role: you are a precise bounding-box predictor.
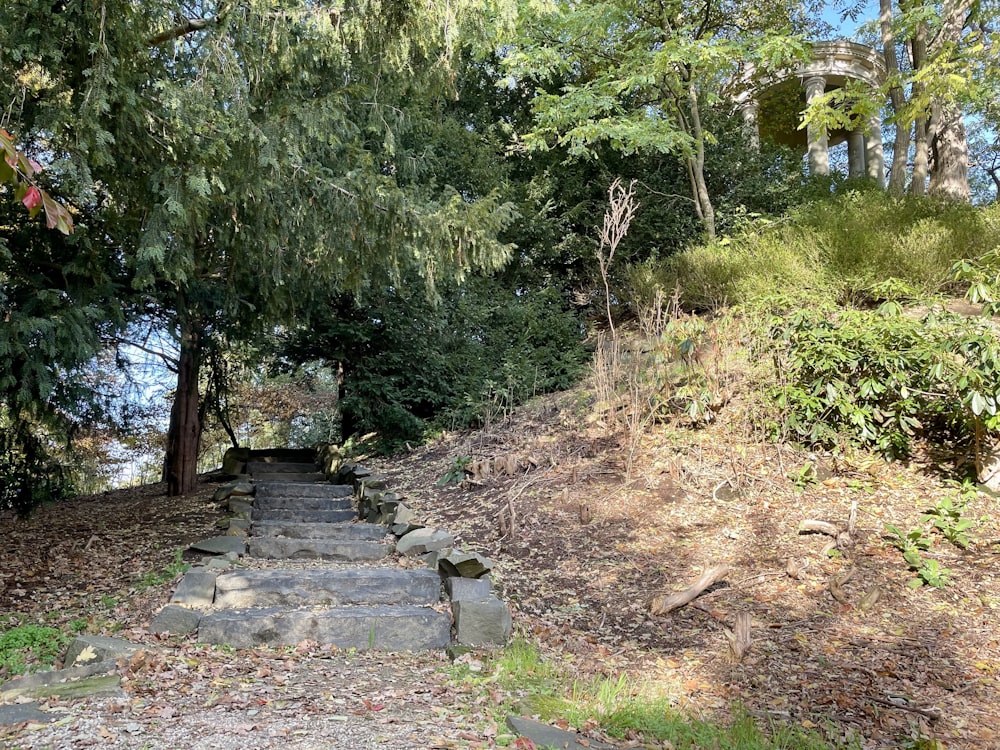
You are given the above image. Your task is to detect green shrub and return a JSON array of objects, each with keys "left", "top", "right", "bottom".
[
  {"left": 640, "top": 193, "right": 1000, "bottom": 312},
  {"left": 767, "top": 303, "right": 1000, "bottom": 459}
]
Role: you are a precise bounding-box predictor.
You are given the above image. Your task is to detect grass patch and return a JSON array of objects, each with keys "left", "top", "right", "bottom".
[
  {"left": 454, "top": 639, "right": 852, "bottom": 749},
  {"left": 135, "top": 548, "right": 190, "bottom": 590},
  {"left": 643, "top": 192, "right": 1000, "bottom": 311},
  {"left": 0, "top": 621, "right": 70, "bottom": 675}
]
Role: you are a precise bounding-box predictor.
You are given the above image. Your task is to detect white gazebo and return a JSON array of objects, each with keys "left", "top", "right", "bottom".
[{"left": 734, "top": 41, "right": 888, "bottom": 183}]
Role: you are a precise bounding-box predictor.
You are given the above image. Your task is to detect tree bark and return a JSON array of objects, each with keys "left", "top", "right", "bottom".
[
  {"left": 686, "top": 84, "right": 716, "bottom": 240},
  {"left": 908, "top": 14, "right": 930, "bottom": 195},
  {"left": 880, "top": 0, "right": 910, "bottom": 195},
  {"left": 928, "top": 101, "right": 971, "bottom": 201},
  {"left": 164, "top": 320, "right": 203, "bottom": 496},
  {"left": 926, "top": 0, "right": 972, "bottom": 201}
]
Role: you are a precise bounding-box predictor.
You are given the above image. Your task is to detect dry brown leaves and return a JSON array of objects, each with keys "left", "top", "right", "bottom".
[{"left": 371, "top": 388, "right": 1000, "bottom": 749}]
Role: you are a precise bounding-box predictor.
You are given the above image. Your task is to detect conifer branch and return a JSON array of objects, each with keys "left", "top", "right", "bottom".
[{"left": 148, "top": 17, "right": 213, "bottom": 46}]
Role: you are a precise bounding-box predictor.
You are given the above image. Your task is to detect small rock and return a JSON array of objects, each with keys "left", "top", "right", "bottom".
[
  {"left": 149, "top": 605, "right": 203, "bottom": 635},
  {"left": 228, "top": 499, "right": 253, "bottom": 515},
  {"left": 396, "top": 528, "right": 455, "bottom": 556},
  {"left": 445, "top": 576, "right": 491, "bottom": 602},
  {"left": 438, "top": 549, "right": 493, "bottom": 579},
  {"left": 188, "top": 536, "right": 246, "bottom": 556},
  {"left": 170, "top": 570, "right": 218, "bottom": 607},
  {"left": 453, "top": 596, "right": 512, "bottom": 645}
]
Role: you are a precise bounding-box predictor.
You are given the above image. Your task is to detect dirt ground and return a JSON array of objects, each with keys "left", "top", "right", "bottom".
[{"left": 1, "top": 386, "right": 999, "bottom": 749}]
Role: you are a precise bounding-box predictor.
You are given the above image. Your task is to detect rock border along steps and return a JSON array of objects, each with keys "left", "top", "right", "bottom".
[{"left": 151, "top": 446, "right": 512, "bottom": 651}]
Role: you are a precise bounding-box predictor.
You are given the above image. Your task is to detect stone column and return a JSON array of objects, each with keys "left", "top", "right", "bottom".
[
  {"left": 847, "top": 127, "right": 866, "bottom": 178},
  {"left": 865, "top": 113, "right": 885, "bottom": 186},
  {"left": 804, "top": 76, "right": 829, "bottom": 176},
  {"left": 739, "top": 100, "right": 759, "bottom": 150}
]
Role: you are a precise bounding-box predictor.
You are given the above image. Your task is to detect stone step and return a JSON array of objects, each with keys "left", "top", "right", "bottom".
[
  {"left": 198, "top": 605, "right": 451, "bottom": 650},
  {"left": 247, "top": 537, "right": 391, "bottom": 561},
  {"left": 246, "top": 461, "right": 319, "bottom": 474},
  {"left": 255, "top": 483, "right": 353, "bottom": 499},
  {"left": 247, "top": 448, "right": 317, "bottom": 462},
  {"left": 251, "top": 521, "right": 386, "bottom": 541},
  {"left": 214, "top": 569, "right": 441, "bottom": 608},
  {"left": 252, "top": 472, "right": 326, "bottom": 483},
  {"left": 253, "top": 495, "right": 353, "bottom": 511},
  {"left": 251, "top": 508, "right": 357, "bottom": 523}
]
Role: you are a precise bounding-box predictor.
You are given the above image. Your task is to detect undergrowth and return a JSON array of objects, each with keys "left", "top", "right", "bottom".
[
  {"left": 0, "top": 620, "right": 69, "bottom": 675},
  {"left": 451, "top": 639, "right": 852, "bottom": 749}
]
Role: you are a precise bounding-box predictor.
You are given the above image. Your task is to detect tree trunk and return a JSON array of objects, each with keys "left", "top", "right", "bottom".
[
  {"left": 687, "top": 84, "right": 715, "bottom": 240},
  {"left": 164, "top": 321, "right": 203, "bottom": 496},
  {"left": 880, "top": 0, "right": 910, "bottom": 195},
  {"left": 928, "top": 101, "right": 971, "bottom": 201},
  {"left": 908, "top": 17, "right": 929, "bottom": 195},
  {"left": 925, "top": 0, "right": 972, "bottom": 201}
]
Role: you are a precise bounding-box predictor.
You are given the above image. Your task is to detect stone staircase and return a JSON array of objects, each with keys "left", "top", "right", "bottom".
[{"left": 150, "top": 448, "right": 507, "bottom": 651}]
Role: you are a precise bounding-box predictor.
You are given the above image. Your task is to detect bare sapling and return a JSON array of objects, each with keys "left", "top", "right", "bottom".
[{"left": 597, "top": 179, "right": 639, "bottom": 336}]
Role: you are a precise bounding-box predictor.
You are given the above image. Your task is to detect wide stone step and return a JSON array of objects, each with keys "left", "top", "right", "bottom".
[
  {"left": 247, "top": 537, "right": 391, "bottom": 561},
  {"left": 252, "top": 508, "right": 356, "bottom": 523},
  {"left": 248, "top": 448, "right": 317, "bottom": 462},
  {"left": 246, "top": 461, "right": 319, "bottom": 474},
  {"left": 252, "top": 472, "right": 326, "bottom": 483},
  {"left": 255, "top": 483, "right": 353, "bottom": 499},
  {"left": 254, "top": 495, "right": 353, "bottom": 511},
  {"left": 198, "top": 605, "right": 451, "bottom": 650},
  {"left": 214, "top": 569, "right": 441, "bottom": 607},
  {"left": 251, "top": 521, "right": 386, "bottom": 541}
]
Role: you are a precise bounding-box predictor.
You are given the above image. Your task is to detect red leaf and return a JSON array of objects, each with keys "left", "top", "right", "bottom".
[{"left": 22, "top": 186, "right": 42, "bottom": 212}]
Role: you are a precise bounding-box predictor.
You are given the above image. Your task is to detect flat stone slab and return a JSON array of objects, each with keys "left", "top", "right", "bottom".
[
  {"left": 0, "top": 702, "right": 56, "bottom": 726},
  {"left": 198, "top": 605, "right": 451, "bottom": 650},
  {"left": 149, "top": 604, "right": 203, "bottom": 635},
  {"left": 253, "top": 495, "right": 353, "bottom": 511},
  {"left": 188, "top": 536, "right": 247, "bottom": 555},
  {"left": 396, "top": 527, "right": 455, "bottom": 556},
  {"left": 255, "top": 483, "right": 354, "bottom": 499},
  {"left": 252, "top": 508, "right": 356, "bottom": 523},
  {"left": 64, "top": 636, "right": 140, "bottom": 668},
  {"left": 247, "top": 461, "right": 319, "bottom": 474},
  {"left": 252, "top": 472, "right": 326, "bottom": 483},
  {"left": 214, "top": 568, "right": 441, "bottom": 607},
  {"left": 0, "top": 660, "right": 123, "bottom": 702},
  {"left": 506, "top": 716, "right": 618, "bottom": 750},
  {"left": 170, "top": 569, "right": 219, "bottom": 607},
  {"left": 252, "top": 521, "right": 387, "bottom": 540},
  {"left": 247, "top": 537, "right": 391, "bottom": 561}
]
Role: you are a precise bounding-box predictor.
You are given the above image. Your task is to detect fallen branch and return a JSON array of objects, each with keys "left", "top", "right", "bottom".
[
  {"left": 829, "top": 566, "right": 855, "bottom": 604},
  {"left": 798, "top": 519, "right": 840, "bottom": 536},
  {"left": 867, "top": 695, "right": 943, "bottom": 721},
  {"left": 798, "top": 518, "right": 854, "bottom": 554},
  {"left": 724, "top": 611, "right": 752, "bottom": 663},
  {"left": 651, "top": 564, "right": 730, "bottom": 615}
]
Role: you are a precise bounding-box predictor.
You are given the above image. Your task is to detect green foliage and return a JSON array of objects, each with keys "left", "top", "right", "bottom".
[
  {"left": 922, "top": 483, "right": 978, "bottom": 549},
  {"left": 135, "top": 550, "right": 190, "bottom": 591},
  {"left": 436, "top": 456, "right": 472, "bottom": 486},
  {"left": 453, "top": 639, "right": 845, "bottom": 749},
  {"left": 0, "top": 623, "right": 68, "bottom": 675},
  {"left": 653, "top": 193, "right": 1000, "bottom": 310},
  {"left": 767, "top": 302, "right": 1000, "bottom": 459},
  {"left": 281, "top": 278, "right": 587, "bottom": 450},
  {"left": 884, "top": 525, "right": 952, "bottom": 589}
]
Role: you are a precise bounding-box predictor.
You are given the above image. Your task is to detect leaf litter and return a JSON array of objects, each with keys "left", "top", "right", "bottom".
[{"left": 0, "top": 390, "right": 999, "bottom": 748}]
